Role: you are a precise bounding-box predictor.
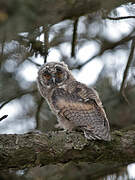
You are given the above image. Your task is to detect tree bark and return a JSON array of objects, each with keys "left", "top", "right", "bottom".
[
  {"left": 0, "top": 126, "right": 135, "bottom": 170},
  {"left": 0, "top": 0, "right": 134, "bottom": 39}
]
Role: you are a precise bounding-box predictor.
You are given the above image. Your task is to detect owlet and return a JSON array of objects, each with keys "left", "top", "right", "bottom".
[{"left": 37, "top": 62, "right": 111, "bottom": 141}]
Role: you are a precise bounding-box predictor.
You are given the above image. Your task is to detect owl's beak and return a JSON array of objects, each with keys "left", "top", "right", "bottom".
[{"left": 52, "top": 77, "right": 55, "bottom": 83}]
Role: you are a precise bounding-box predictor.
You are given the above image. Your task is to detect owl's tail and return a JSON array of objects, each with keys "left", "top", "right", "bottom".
[{"left": 83, "top": 129, "right": 111, "bottom": 141}]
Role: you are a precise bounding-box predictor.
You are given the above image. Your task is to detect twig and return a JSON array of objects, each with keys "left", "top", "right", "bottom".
[
  {"left": 0, "top": 36, "right": 6, "bottom": 68},
  {"left": 107, "top": 16, "right": 135, "bottom": 21},
  {"left": 35, "top": 97, "right": 44, "bottom": 129},
  {"left": 102, "top": 86, "right": 135, "bottom": 105},
  {"left": 0, "top": 90, "right": 37, "bottom": 110},
  {"left": 0, "top": 115, "right": 8, "bottom": 121},
  {"left": 120, "top": 38, "right": 135, "bottom": 103},
  {"left": 75, "top": 54, "right": 98, "bottom": 69},
  {"left": 71, "top": 18, "right": 79, "bottom": 58},
  {"left": 43, "top": 25, "right": 50, "bottom": 63},
  {"left": 27, "top": 58, "right": 41, "bottom": 67}
]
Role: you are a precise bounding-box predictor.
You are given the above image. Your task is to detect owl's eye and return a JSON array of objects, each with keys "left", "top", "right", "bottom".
[
  {"left": 56, "top": 69, "right": 63, "bottom": 79},
  {"left": 56, "top": 71, "right": 63, "bottom": 79},
  {"left": 55, "top": 67, "right": 64, "bottom": 83},
  {"left": 43, "top": 72, "right": 51, "bottom": 80},
  {"left": 45, "top": 74, "right": 51, "bottom": 80},
  {"left": 56, "top": 66, "right": 62, "bottom": 72}
]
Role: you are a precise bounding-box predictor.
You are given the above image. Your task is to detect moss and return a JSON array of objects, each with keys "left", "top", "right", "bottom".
[
  {"left": 7, "top": 148, "right": 35, "bottom": 168},
  {"left": 113, "top": 130, "right": 123, "bottom": 136},
  {"left": 65, "top": 0, "right": 76, "bottom": 5}
]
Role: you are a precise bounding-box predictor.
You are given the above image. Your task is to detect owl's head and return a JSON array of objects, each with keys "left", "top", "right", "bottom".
[{"left": 38, "top": 62, "right": 74, "bottom": 88}]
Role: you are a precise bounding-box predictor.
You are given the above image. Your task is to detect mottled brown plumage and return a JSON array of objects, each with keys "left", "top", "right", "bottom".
[{"left": 37, "top": 62, "right": 111, "bottom": 141}]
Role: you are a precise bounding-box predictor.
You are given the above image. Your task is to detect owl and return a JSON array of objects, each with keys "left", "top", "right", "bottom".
[{"left": 37, "top": 62, "right": 111, "bottom": 141}]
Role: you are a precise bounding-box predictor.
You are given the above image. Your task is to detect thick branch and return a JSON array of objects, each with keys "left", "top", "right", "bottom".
[
  {"left": 35, "top": 97, "right": 44, "bottom": 129},
  {"left": 0, "top": 126, "right": 135, "bottom": 170},
  {"left": 0, "top": 0, "right": 135, "bottom": 39}
]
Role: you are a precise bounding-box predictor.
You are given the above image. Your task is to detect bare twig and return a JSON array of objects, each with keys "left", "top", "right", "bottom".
[
  {"left": 0, "top": 36, "right": 6, "bottom": 68},
  {"left": 0, "top": 115, "right": 8, "bottom": 121},
  {"left": 107, "top": 16, "right": 135, "bottom": 20},
  {"left": 75, "top": 54, "right": 98, "bottom": 69},
  {"left": 0, "top": 90, "right": 37, "bottom": 110},
  {"left": 120, "top": 38, "right": 135, "bottom": 103},
  {"left": 102, "top": 85, "right": 135, "bottom": 105},
  {"left": 35, "top": 97, "right": 44, "bottom": 129},
  {"left": 71, "top": 18, "right": 79, "bottom": 58},
  {"left": 43, "top": 25, "right": 50, "bottom": 63},
  {"left": 27, "top": 58, "right": 41, "bottom": 67}
]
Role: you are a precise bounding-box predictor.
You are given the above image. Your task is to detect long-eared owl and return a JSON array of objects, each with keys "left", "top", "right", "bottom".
[{"left": 37, "top": 62, "right": 111, "bottom": 141}]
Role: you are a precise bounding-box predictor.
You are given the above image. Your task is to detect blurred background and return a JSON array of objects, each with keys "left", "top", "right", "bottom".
[{"left": 0, "top": 1, "right": 135, "bottom": 179}]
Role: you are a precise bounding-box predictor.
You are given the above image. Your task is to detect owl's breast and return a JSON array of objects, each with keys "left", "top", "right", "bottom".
[{"left": 51, "top": 88, "right": 67, "bottom": 111}]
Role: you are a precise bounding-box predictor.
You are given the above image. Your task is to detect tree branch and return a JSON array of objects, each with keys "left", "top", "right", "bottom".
[
  {"left": 0, "top": 90, "right": 37, "bottom": 110},
  {"left": 107, "top": 16, "right": 135, "bottom": 20},
  {"left": 74, "top": 33, "right": 135, "bottom": 69},
  {"left": 71, "top": 18, "right": 79, "bottom": 58},
  {"left": 43, "top": 25, "right": 50, "bottom": 63},
  {"left": 35, "top": 97, "right": 44, "bottom": 129},
  {"left": 27, "top": 58, "right": 41, "bottom": 67},
  {"left": 120, "top": 38, "right": 135, "bottom": 100},
  {"left": 1, "top": 126, "right": 135, "bottom": 170},
  {"left": 0, "top": 115, "right": 8, "bottom": 122},
  {"left": 0, "top": 0, "right": 135, "bottom": 40}
]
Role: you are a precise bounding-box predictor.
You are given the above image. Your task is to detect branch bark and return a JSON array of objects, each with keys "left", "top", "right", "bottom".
[{"left": 0, "top": 126, "right": 135, "bottom": 170}]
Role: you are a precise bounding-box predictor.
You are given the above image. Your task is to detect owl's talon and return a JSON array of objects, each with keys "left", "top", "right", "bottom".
[
  {"left": 64, "top": 129, "right": 73, "bottom": 134},
  {"left": 28, "top": 129, "right": 42, "bottom": 134}
]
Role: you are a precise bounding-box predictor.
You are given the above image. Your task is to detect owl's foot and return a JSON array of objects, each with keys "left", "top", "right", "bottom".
[
  {"left": 55, "top": 123, "right": 63, "bottom": 129},
  {"left": 28, "top": 129, "right": 42, "bottom": 134}
]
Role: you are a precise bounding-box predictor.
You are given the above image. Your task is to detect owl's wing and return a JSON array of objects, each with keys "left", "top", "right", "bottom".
[
  {"left": 75, "top": 84, "right": 111, "bottom": 141},
  {"left": 52, "top": 87, "right": 111, "bottom": 141}
]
